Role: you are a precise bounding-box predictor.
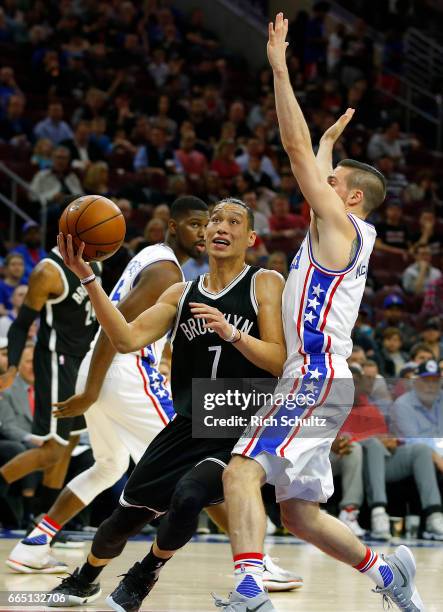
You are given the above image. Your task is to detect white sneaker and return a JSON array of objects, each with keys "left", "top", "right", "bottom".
[
  {"left": 423, "top": 512, "right": 443, "bottom": 541},
  {"left": 370, "top": 507, "right": 391, "bottom": 541},
  {"left": 6, "top": 540, "right": 68, "bottom": 574},
  {"left": 262, "top": 554, "right": 303, "bottom": 591},
  {"left": 338, "top": 508, "right": 366, "bottom": 537}
]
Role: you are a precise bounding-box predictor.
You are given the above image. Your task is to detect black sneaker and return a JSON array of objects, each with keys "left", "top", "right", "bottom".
[
  {"left": 105, "top": 562, "right": 158, "bottom": 612},
  {"left": 47, "top": 567, "right": 101, "bottom": 607}
]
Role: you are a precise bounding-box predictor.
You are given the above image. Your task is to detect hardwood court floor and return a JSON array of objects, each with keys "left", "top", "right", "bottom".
[{"left": 0, "top": 536, "right": 443, "bottom": 611}]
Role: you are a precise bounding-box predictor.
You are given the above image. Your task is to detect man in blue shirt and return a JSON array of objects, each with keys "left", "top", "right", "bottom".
[
  {"left": 10, "top": 222, "right": 46, "bottom": 284},
  {"left": 34, "top": 102, "right": 74, "bottom": 145}
]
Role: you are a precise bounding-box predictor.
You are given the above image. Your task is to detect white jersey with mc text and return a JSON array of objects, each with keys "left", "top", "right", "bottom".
[{"left": 283, "top": 213, "right": 376, "bottom": 369}]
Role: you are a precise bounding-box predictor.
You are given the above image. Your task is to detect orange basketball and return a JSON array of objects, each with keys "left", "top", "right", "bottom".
[{"left": 59, "top": 195, "right": 126, "bottom": 261}]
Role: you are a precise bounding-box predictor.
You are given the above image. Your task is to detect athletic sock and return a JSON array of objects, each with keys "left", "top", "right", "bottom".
[
  {"left": 354, "top": 546, "right": 394, "bottom": 588},
  {"left": 23, "top": 514, "right": 61, "bottom": 546},
  {"left": 234, "top": 553, "right": 264, "bottom": 598},
  {"left": 78, "top": 560, "right": 104, "bottom": 583},
  {"left": 139, "top": 546, "right": 171, "bottom": 579}
]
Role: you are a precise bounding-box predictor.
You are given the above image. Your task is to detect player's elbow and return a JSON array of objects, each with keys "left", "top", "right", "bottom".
[
  {"left": 112, "top": 337, "right": 133, "bottom": 354},
  {"left": 270, "top": 348, "right": 286, "bottom": 377}
]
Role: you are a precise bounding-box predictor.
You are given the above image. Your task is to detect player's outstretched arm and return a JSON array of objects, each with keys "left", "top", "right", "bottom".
[
  {"left": 316, "top": 110, "right": 354, "bottom": 180},
  {"left": 190, "top": 271, "right": 286, "bottom": 377},
  {"left": 268, "top": 13, "right": 352, "bottom": 230},
  {"left": 57, "top": 233, "right": 180, "bottom": 353},
  {"left": 0, "top": 261, "right": 64, "bottom": 391}
]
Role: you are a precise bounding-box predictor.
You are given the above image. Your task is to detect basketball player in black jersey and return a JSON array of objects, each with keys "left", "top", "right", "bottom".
[
  {"left": 55, "top": 198, "right": 287, "bottom": 611},
  {"left": 0, "top": 231, "right": 101, "bottom": 562}
]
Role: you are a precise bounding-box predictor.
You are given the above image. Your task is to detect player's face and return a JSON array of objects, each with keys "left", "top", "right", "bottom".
[
  {"left": 205, "top": 203, "right": 256, "bottom": 259},
  {"left": 328, "top": 166, "right": 360, "bottom": 209},
  {"left": 175, "top": 210, "right": 209, "bottom": 258}
]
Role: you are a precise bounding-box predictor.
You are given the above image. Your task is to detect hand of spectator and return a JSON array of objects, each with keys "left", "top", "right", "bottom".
[
  {"left": 0, "top": 367, "right": 17, "bottom": 392},
  {"left": 57, "top": 232, "right": 94, "bottom": 280},
  {"left": 382, "top": 437, "right": 398, "bottom": 452},
  {"left": 331, "top": 435, "right": 353, "bottom": 456},
  {"left": 267, "top": 13, "right": 289, "bottom": 74},
  {"left": 190, "top": 302, "right": 233, "bottom": 341},
  {"left": 418, "top": 260, "right": 430, "bottom": 274},
  {"left": 320, "top": 109, "right": 355, "bottom": 145},
  {"left": 52, "top": 391, "right": 96, "bottom": 419}
]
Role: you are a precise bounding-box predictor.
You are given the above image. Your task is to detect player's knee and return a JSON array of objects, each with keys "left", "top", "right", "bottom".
[
  {"left": 96, "top": 455, "right": 130, "bottom": 485},
  {"left": 40, "top": 440, "right": 66, "bottom": 466},
  {"left": 170, "top": 480, "right": 206, "bottom": 524},
  {"left": 223, "top": 456, "right": 261, "bottom": 492}
]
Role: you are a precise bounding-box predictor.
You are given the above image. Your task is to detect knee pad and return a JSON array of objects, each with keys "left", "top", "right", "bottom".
[
  {"left": 67, "top": 454, "right": 130, "bottom": 505},
  {"left": 169, "top": 478, "right": 208, "bottom": 525}
]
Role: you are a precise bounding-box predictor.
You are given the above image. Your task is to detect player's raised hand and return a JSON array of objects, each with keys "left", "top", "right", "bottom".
[
  {"left": 320, "top": 108, "right": 355, "bottom": 144},
  {"left": 267, "top": 12, "right": 289, "bottom": 73},
  {"left": 190, "top": 302, "right": 233, "bottom": 340},
  {"left": 57, "top": 233, "right": 93, "bottom": 280},
  {"left": 53, "top": 392, "right": 95, "bottom": 418}
]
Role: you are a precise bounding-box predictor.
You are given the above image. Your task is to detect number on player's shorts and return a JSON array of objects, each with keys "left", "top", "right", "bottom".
[
  {"left": 208, "top": 345, "right": 222, "bottom": 379},
  {"left": 84, "top": 301, "right": 96, "bottom": 326}
]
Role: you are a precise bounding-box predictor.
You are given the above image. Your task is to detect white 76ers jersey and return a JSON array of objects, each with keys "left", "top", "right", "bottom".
[
  {"left": 95, "top": 243, "right": 182, "bottom": 365},
  {"left": 283, "top": 214, "right": 376, "bottom": 369}
]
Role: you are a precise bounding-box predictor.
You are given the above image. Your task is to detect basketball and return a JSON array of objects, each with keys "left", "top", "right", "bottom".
[{"left": 59, "top": 195, "right": 126, "bottom": 261}]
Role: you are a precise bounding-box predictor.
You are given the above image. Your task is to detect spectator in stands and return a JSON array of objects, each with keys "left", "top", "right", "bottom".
[
  {"left": 61, "top": 120, "right": 103, "bottom": 170},
  {"left": 83, "top": 161, "right": 110, "bottom": 195},
  {"left": 421, "top": 276, "right": 443, "bottom": 318},
  {"left": 243, "top": 155, "right": 274, "bottom": 191},
  {"left": 0, "top": 285, "right": 30, "bottom": 340},
  {"left": 10, "top": 221, "right": 46, "bottom": 284},
  {"left": 134, "top": 126, "right": 178, "bottom": 175},
  {"left": 210, "top": 139, "right": 240, "bottom": 187},
  {"left": 362, "top": 359, "right": 392, "bottom": 416},
  {"left": 378, "top": 327, "right": 407, "bottom": 377},
  {"left": 279, "top": 169, "right": 302, "bottom": 210},
  {"left": 33, "top": 102, "right": 74, "bottom": 145},
  {"left": 175, "top": 130, "right": 207, "bottom": 179},
  {"left": 0, "top": 254, "right": 24, "bottom": 315},
  {"left": 404, "top": 170, "right": 443, "bottom": 207},
  {"left": 376, "top": 156, "right": 408, "bottom": 202},
  {"left": 348, "top": 345, "right": 366, "bottom": 368},
  {"left": 0, "top": 342, "right": 38, "bottom": 524},
  {"left": 0, "top": 337, "right": 7, "bottom": 374},
  {"left": 148, "top": 48, "right": 170, "bottom": 88},
  {"left": 227, "top": 100, "right": 251, "bottom": 139},
  {"left": 374, "top": 202, "right": 410, "bottom": 259},
  {"left": 402, "top": 244, "right": 441, "bottom": 296},
  {"left": 236, "top": 137, "right": 281, "bottom": 188},
  {"left": 419, "top": 319, "right": 443, "bottom": 362},
  {"left": 304, "top": 2, "right": 329, "bottom": 78},
  {"left": 243, "top": 191, "right": 269, "bottom": 238},
  {"left": 115, "top": 198, "right": 142, "bottom": 250},
  {"left": 135, "top": 218, "right": 167, "bottom": 254},
  {"left": 375, "top": 294, "right": 416, "bottom": 351},
  {"left": 182, "top": 253, "right": 209, "bottom": 281},
  {"left": 330, "top": 435, "right": 365, "bottom": 537},
  {"left": 71, "top": 87, "right": 107, "bottom": 125},
  {"left": 30, "top": 139, "right": 53, "bottom": 170},
  {"left": 409, "top": 342, "right": 435, "bottom": 365},
  {"left": 90, "top": 117, "right": 112, "bottom": 155},
  {"left": 0, "top": 95, "right": 32, "bottom": 145},
  {"left": 267, "top": 195, "right": 307, "bottom": 255},
  {"left": 410, "top": 209, "right": 442, "bottom": 256},
  {"left": 267, "top": 251, "right": 288, "bottom": 278},
  {"left": 29, "top": 146, "right": 84, "bottom": 210},
  {"left": 367, "top": 121, "right": 406, "bottom": 165},
  {"left": 0, "top": 67, "right": 20, "bottom": 110},
  {"left": 392, "top": 360, "right": 443, "bottom": 477},
  {"left": 185, "top": 97, "right": 219, "bottom": 142},
  {"left": 149, "top": 95, "right": 177, "bottom": 141}
]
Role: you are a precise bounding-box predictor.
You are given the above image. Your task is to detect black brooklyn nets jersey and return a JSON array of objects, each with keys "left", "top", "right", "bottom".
[
  {"left": 37, "top": 248, "right": 101, "bottom": 357},
  {"left": 171, "top": 265, "right": 271, "bottom": 418}
]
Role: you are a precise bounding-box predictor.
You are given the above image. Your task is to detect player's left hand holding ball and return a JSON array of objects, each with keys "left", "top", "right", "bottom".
[
  {"left": 190, "top": 302, "right": 233, "bottom": 340},
  {"left": 57, "top": 233, "right": 93, "bottom": 280}
]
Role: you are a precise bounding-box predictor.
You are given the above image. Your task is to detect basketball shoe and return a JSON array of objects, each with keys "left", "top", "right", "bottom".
[
  {"left": 373, "top": 545, "right": 425, "bottom": 611},
  {"left": 6, "top": 537, "right": 67, "bottom": 574},
  {"left": 106, "top": 561, "right": 157, "bottom": 612},
  {"left": 262, "top": 555, "right": 303, "bottom": 591},
  {"left": 47, "top": 567, "right": 101, "bottom": 606},
  {"left": 213, "top": 590, "right": 276, "bottom": 611},
  {"left": 338, "top": 507, "right": 366, "bottom": 538}
]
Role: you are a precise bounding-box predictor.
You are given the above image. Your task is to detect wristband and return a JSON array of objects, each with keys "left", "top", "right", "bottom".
[
  {"left": 224, "top": 325, "right": 238, "bottom": 343},
  {"left": 232, "top": 329, "right": 242, "bottom": 344},
  {"left": 80, "top": 273, "right": 96, "bottom": 286}
]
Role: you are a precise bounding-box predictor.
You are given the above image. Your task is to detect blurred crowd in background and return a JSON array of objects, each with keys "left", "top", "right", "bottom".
[{"left": 0, "top": 0, "right": 442, "bottom": 541}]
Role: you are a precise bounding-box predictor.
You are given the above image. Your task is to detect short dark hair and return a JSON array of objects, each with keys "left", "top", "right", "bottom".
[
  {"left": 337, "top": 159, "right": 387, "bottom": 213},
  {"left": 383, "top": 326, "right": 402, "bottom": 341},
  {"left": 217, "top": 197, "right": 254, "bottom": 230},
  {"left": 170, "top": 196, "right": 208, "bottom": 220},
  {"left": 5, "top": 253, "right": 24, "bottom": 265},
  {"left": 410, "top": 342, "right": 433, "bottom": 360}
]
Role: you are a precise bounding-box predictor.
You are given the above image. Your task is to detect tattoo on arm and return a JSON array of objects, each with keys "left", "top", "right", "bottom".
[{"left": 348, "top": 237, "right": 359, "bottom": 265}]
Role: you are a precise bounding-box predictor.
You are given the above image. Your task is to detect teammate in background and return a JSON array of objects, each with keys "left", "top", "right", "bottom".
[
  {"left": 0, "top": 232, "right": 102, "bottom": 567},
  {"left": 214, "top": 14, "right": 424, "bottom": 612},
  {"left": 6, "top": 196, "right": 206, "bottom": 574},
  {"left": 52, "top": 197, "right": 289, "bottom": 611}
]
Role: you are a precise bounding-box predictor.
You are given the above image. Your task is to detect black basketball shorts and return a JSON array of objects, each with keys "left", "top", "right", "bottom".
[
  {"left": 121, "top": 415, "right": 233, "bottom": 513},
  {"left": 32, "top": 344, "right": 85, "bottom": 445}
]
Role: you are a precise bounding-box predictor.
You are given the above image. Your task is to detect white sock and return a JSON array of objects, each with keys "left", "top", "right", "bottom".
[{"left": 354, "top": 546, "right": 394, "bottom": 588}]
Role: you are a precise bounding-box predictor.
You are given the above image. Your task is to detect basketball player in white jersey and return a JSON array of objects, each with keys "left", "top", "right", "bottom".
[
  {"left": 6, "top": 196, "right": 208, "bottom": 574},
  {"left": 214, "top": 14, "right": 424, "bottom": 612}
]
